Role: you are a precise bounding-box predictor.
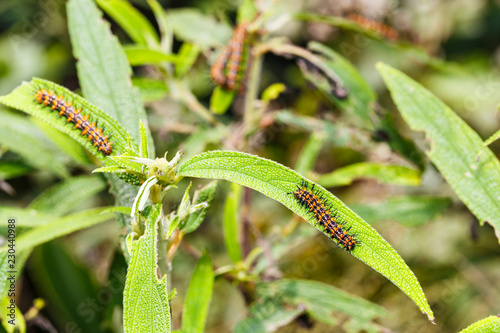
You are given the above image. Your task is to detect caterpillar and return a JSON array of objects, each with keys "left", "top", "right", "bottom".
[
  {"left": 347, "top": 13, "right": 399, "bottom": 41},
  {"left": 225, "top": 22, "right": 249, "bottom": 92},
  {"left": 210, "top": 22, "right": 251, "bottom": 94},
  {"left": 292, "top": 181, "right": 357, "bottom": 251},
  {"left": 210, "top": 46, "right": 231, "bottom": 87},
  {"left": 35, "top": 89, "right": 113, "bottom": 155}
]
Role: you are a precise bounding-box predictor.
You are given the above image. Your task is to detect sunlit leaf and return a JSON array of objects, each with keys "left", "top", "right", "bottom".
[
  {"left": 0, "top": 207, "right": 115, "bottom": 253},
  {"left": 123, "top": 204, "right": 170, "bottom": 332},
  {"left": 96, "top": 0, "right": 159, "bottom": 47},
  {"left": 178, "top": 150, "right": 434, "bottom": 320},
  {"left": 223, "top": 183, "right": 243, "bottom": 263},
  {"left": 378, "top": 63, "right": 500, "bottom": 242},
  {"left": 181, "top": 252, "right": 214, "bottom": 333},
  {"left": 458, "top": 315, "right": 500, "bottom": 333}
]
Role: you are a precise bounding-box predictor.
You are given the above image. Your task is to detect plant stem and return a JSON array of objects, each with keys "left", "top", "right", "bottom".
[
  {"left": 240, "top": 187, "right": 253, "bottom": 257},
  {"left": 170, "top": 79, "right": 220, "bottom": 126},
  {"left": 157, "top": 215, "right": 170, "bottom": 276},
  {"left": 243, "top": 46, "right": 264, "bottom": 133},
  {"left": 150, "top": 184, "right": 170, "bottom": 276},
  {"left": 262, "top": 40, "right": 343, "bottom": 86}
]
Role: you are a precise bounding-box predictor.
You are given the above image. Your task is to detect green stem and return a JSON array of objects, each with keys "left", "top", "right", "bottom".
[
  {"left": 157, "top": 213, "right": 169, "bottom": 276},
  {"left": 150, "top": 184, "right": 170, "bottom": 276},
  {"left": 243, "top": 47, "right": 264, "bottom": 133}
]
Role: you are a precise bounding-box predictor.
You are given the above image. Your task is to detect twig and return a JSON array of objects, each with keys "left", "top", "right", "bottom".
[
  {"left": 170, "top": 79, "right": 220, "bottom": 126},
  {"left": 243, "top": 45, "right": 264, "bottom": 133}
]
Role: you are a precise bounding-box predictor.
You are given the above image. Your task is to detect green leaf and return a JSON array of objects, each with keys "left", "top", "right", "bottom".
[
  {"left": 4, "top": 207, "right": 114, "bottom": 251},
  {"left": 183, "top": 181, "right": 218, "bottom": 233},
  {"left": 210, "top": 86, "right": 235, "bottom": 114},
  {"left": 237, "top": 0, "right": 258, "bottom": 24},
  {"left": 377, "top": 63, "right": 500, "bottom": 242},
  {"left": 166, "top": 9, "right": 232, "bottom": 49},
  {"left": 177, "top": 181, "right": 193, "bottom": 220},
  {"left": 377, "top": 114, "right": 426, "bottom": 170},
  {"left": 29, "top": 175, "right": 107, "bottom": 216},
  {"left": 68, "top": 0, "right": 152, "bottom": 153},
  {"left": 295, "top": 131, "right": 326, "bottom": 176},
  {"left": 93, "top": 166, "right": 127, "bottom": 174},
  {"left": 351, "top": 196, "right": 452, "bottom": 227},
  {"left": 0, "top": 162, "right": 32, "bottom": 180},
  {"left": 116, "top": 172, "right": 144, "bottom": 187},
  {"left": 139, "top": 120, "right": 149, "bottom": 159},
  {"left": 111, "top": 155, "right": 145, "bottom": 174},
  {"left": 101, "top": 206, "right": 133, "bottom": 215},
  {"left": 147, "top": 0, "right": 173, "bottom": 54},
  {"left": 68, "top": 0, "right": 150, "bottom": 236},
  {"left": 178, "top": 150, "right": 434, "bottom": 321},
  {"left": 0, "top": 207, "right": 115, "bottom": 253},
  {"left": 0, "top": 109, "right": 69, "bottom": 177},
  {"left": 0, "top": 78, "right": 133, "bottom": 162},
  {"left": 0, "top": 296, "right": 26, "bottom": 333},
  {"left": 0, "top": 250, "right": 30, "bottom": 298},
  {"left": 234, "top": 299, "right": 303, "bottom": 333},
  {"left": 261, "top": 83, "right": 286, "bottom": 103},
  {"left": 223, "top": 183, "right": 243, "bottom": 263},
  {"left": 0, "top": 207, "right": 53, "bottom": 228},
  {"left": 166, "top": 215, "right": 180, "bottom": 239},
  {"left": 257, "top": 279, "right": 387, "bottom": 327},
  {"left": 123, "top": 204, "right": 170, "bottom": 333},
  {"left": 36, "top": 120, "right": 92, "bottom": 166},
  {"left": 181, "top": 252, "right": 214, "bottom": 333},
  {"left": 131, "top": 176, "right": 158, "bottom": 217},
  {"left": 102, "top": 251, "right": 128, "bottom": 323},
  {"left": 96, "top": 0, "right": 159, "bottom": 47},
  {"left": 458, "top": 315, "right": 500, "bottom": 333},
  {"left": 132, "top": 77, "right": 169, "bottom": 103},
  {"left": 124, "top": 45, "right": 177, "bottom": 66},
  {"left": 175, "top": 43, "right": 200, "bottom": 77},
  {"left": 29, "top": 243, "right": 104, "bottom": 332},
  {"left": 316, "top": 162, "right": 421, "bottom": 187},
  {"left": 302, "top": 42, "right": 377, "bottom": 128}
]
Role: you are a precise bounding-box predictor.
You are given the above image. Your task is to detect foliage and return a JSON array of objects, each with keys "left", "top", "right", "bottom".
[{"left": 0, "top": 1, "right": 499, "bottom": 333}]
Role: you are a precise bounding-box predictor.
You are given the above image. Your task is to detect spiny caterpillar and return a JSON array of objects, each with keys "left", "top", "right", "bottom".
[
  {"left": 35, "top": 89, "right": 113, "bottom": 155},
  {"left": 210, "top": 46, "right": 231, "bottom": 87},
  {"left": 226, "top": 22, "right": 249, "bottom": 92},
  {"left": 348, "top": 13, "right": 399, "bottom": 41},
  {"left": 210, "top": 22, "right": 251, "bottom": 94},
  {"left": 292, "top": 181, "right": 357, "bottom": 251}
]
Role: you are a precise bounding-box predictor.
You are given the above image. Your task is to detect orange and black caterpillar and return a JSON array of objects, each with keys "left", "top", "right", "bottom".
[
  {"left": 348, "top": 13, "right": 399, "bottom": 41},
  {"left": 292, "top": 181, "right": 357, "bottom": 251},
  {"left": 210, "top": 45, "right": 231, "bottom": 87},
  {"left": 35, "top": 89, "right": 113, "bottom": 155},
  {"left": 210, "top": 22, "right": 251, "bottom": 93},
  {"left": 226, "top": 22, "right": 249, "bottom": 92}
]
